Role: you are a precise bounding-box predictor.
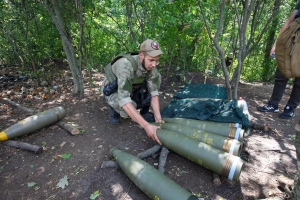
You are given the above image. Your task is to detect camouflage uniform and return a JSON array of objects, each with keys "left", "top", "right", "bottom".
[
  {"left": 101, "top": 55, "right": 161, "bottom": 118},
  {"left": 293, "top": 120, "right": 300, "bottom": 199}
]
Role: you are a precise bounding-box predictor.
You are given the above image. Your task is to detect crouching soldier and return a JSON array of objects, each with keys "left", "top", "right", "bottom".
[{"left": 101, "top": 39, "right": 165, "bottom": 144}]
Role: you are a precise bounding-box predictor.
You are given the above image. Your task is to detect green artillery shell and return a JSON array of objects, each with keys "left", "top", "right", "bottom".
[
  {"left": 160, "top": 122, "right": 242, "bottom": 156},
  {"left": 0, "top": 107, "right": 65, "bottom": 141},
  {"left": 111, "top": 148, "right": 199, "bottom": 200},
  {"left": 163, "top": 118, "right": 244, "bottom": 142},
  {"left": 156, "top": 129, "right": 244, "bottom": 181}
]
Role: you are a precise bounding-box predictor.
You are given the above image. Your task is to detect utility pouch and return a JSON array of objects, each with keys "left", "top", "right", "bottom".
[
  {"left": 131, "top": 78, "right": 151, "bottom": 109},
  {"left": 103, "top": 79, "right": 118, "bottom": 96}
]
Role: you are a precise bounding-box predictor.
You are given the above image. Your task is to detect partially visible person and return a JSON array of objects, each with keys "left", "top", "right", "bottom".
[
  {"left": 101, "top": 39, "right": 165, "bottom": 144},
  {"left": 257, "top": 1, "right": 300, "bottom": 119},
  {"left": 259, "top": 3, "right": 300, "bottom": 200}
]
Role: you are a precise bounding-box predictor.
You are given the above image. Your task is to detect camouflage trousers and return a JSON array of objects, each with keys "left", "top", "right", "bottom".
[
  {"left": 104, "top": 92, "right": 138, "bottom": 118},
  {"left": 101, "top": 74, "right": 161, "bottom": 118},
  {"left": 100, "top": 77, "right": 133, "bottom": 117},
  {"left": 293, "top": 120, "right": 300, "bottom": 199}
]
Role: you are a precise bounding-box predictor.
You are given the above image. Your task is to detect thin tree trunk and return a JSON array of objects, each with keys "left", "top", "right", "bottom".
[
  {"left": 132, "top": 0, "right": 144, "bottom": 40},
  {"left": 77, "top": 0, "right": 84, "bottom": 74},
  {"left": 198, "top": 0, "right": 232, "bottom": 99},
  {"left": 24, "top": 2, "right": 39, "bottom": 84},
  {"left": 231, "top": 0, "right": 281, "bottom": 98},
  {"left": 43, "top": 0, "right": 84, "bottom": 96},
  {"left": 262, "top": 0, "right": 282, "bottom": 81},
  {"left": 126, "top": 0, "right": 137, "bottom": 44}
]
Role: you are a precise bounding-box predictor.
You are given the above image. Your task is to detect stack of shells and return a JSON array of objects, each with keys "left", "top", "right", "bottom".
[{"left": 111, "top": 113, "right": 249, "bottom": 200}]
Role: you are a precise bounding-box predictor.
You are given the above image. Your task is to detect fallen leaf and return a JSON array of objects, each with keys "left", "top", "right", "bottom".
[
  {"left": 62, "top": 154, "right": 72, "bottom": 159},
  {"left": 56, "top": 175, "right": 68, "bottom": 189},
  {"left": 90, "top": 190, "right": 101, "bottom": 199},
  {"left": 28, "top": 182, "right": 36, "bottom": 187},
  {"left": 53, "top": 155, "right": 62, "bottom": 160}
]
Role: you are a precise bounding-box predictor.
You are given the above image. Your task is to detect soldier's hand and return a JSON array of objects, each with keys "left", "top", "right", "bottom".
[
  {"left": 155, "top": 119, "right": 165, "bottom": 124},
  {"left": 144, "top": 124, "right": 162, "bottom": 145}
]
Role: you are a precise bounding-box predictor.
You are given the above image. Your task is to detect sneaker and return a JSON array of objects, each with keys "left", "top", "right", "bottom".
[
  {"left": 257, "top": 102, "right": 279, "bottom": 112},
  {"left": 280, "top": 105, "right": 295, "bottom": 119},
  {"left": 108, "top": 106, "right": 120, "bottom": 125},
  {"left": 141, "top": 112, "right": 155, "bottom": 122}
]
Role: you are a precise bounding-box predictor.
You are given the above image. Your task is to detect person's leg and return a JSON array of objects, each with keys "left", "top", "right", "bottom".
[
  {"left": 132, "top": 91, "right": 154, "bottom": 122},
  {"left": 287, "top": 77, "right": 300, "bottom": 109},
  {"left": 140, "top": 103, "right": 155, "bottom": 122},
  {"left": 132, "top": 74, "right": 161, "bottom": 122},
  {"left": 140, "top": 104, "right": 150, "bottom": 115},
  {"left": 279, "top": 77, "right": 300, "bottom": 119},
  {"left": 258, "top": 68, "right": 288, "bottom": 112},
  {"left": 140, "top": 73, "right": 162, "bottom": 122},
  {"left": 269, "top": 68, "right": 289, "bottom": 106},
  {"left": 105, "top": 93, "right": 121, "bottom": 124}
]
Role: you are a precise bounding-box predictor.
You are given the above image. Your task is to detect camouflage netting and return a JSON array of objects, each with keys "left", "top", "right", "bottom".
[
  {"left": 173, "top": 84, "right": 228, "bottom": 99},
  {"left": 161, "top": 84, "right": 251, "bottom": 129}
]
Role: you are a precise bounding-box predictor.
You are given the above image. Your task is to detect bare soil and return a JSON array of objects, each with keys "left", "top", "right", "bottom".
[{"left": 0, "top": 68, "right": 298, "bottom": 200}]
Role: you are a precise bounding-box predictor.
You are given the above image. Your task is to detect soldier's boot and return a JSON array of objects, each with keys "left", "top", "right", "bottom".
[
  {"left": 140, "top": 105, "right": 155, "bottom": 122},
  {"left": 108, "top": 106, "right": 120, "bottom": 125}
]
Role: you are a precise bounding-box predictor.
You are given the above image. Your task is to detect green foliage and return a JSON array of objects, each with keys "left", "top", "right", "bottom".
[
  {"left": 27, "top": 182, "right": 37, "bottom": 187},
  {"left": 0, "top": 0, "right": 297, "bottom": 83},
  {"left": 90, "top": 190, "right": 101, "bottom": 200},
  {"left": 62, "top": 154, "right": 72, "bottom": 159}
]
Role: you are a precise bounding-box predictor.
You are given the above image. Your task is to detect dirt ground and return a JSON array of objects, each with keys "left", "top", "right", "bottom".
[{"left": 0, "top": 67, "right": 299, "bottom": 200}]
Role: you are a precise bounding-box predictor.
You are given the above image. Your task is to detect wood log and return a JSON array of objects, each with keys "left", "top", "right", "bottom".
[
  {"left": 158, "top": 146, "right": 169, "bottom": 174},
  {"left": 136, "top": 145, "right": 162, "bottom": 159},
  {"left": 213, "top": 172, "right": 222, "bottom": 186},
  {"left": 3, "top": 98, "right": 35, "bottom": 113},
  {"left": 2, "top": 140, "right": 43, "bottom": 154},
  {"left": 251, "top": 122, "right": 269, "bottom": 132},
  {"left": 56, "top": 121, "right": 80, "bottom": 135},
  {"left": 101, "top": 160, "right": 118, "bottom": 168},
  {"left": 101, "top": 145, "right": 162, "bottom": 168}
]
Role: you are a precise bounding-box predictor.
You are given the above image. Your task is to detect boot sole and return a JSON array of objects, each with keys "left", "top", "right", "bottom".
[{"left": 257, "top": 109, "right": 279, "bottom": 113}]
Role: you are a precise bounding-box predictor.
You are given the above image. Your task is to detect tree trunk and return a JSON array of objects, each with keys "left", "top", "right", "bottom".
[
  {"left": 43, "top": 0, "right": 84, "bottom": 96},
  {"left": 132, "top": 0, "right": 145, "bottom": 40},
  {"left": 231, "top": 0, "right": 280, "bottom": 99},
  {"left": 262, "top": 0, "right": 282, "bottom": 81},
  {"left": 126, "top": 0, "right": 137, "bottom": 45},
  {"left": 198, "top": 0, "right": 232, "bottom": 99}
]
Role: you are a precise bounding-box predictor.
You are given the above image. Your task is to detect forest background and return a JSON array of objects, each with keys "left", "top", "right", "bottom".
[
  {"left": 1, "top": 1, "right": 300, "bottom": 199},
  {"left": 0, "top": 0, "right": 296, "bottom": 98}
]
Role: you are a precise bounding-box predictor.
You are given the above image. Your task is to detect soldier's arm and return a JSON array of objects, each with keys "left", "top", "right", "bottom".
[{"left": 122, "top": 103, "right": 162, "bottom": 145}]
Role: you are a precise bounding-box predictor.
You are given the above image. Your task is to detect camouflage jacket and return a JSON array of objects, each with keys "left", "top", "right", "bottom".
[{"left": 109, "top": 55, "right": 160, "bottom": 107}]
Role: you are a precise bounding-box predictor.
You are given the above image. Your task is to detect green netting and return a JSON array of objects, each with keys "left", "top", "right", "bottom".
[
  {"left": 162, "top": 84, "right": 251, "bottom": 129},
  {"left": 174, "top": 84, "right": 228, "bottom": 99}
]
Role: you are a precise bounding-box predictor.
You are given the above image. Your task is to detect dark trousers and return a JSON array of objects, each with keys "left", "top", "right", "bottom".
[{"left": 269, "top": 68, "right": 300, "bottom": 109}]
